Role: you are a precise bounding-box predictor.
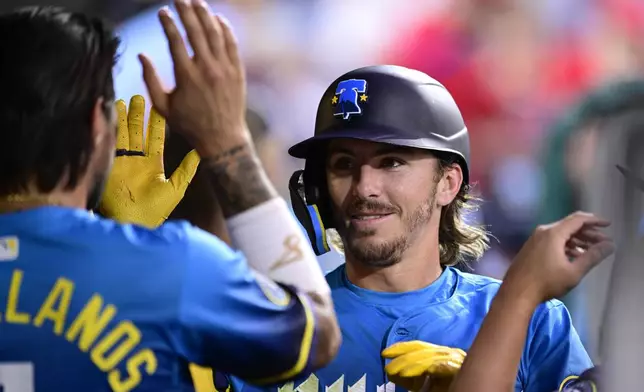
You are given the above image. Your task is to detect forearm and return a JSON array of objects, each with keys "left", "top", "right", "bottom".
[
  {"left": 202, "top": 139, "right": 330, "bottom": 296},
  {"left": 450, "top": 285, "right": 539, "bottom": 392},
  {"left": 202, "top": 141, "right": 278, "bottom": 217}
]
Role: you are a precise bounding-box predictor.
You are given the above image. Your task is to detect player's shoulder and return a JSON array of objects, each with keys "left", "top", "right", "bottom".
[
  {"left": 92, "top": 215, "right": 233, "bottom": 257},
  {"left": 451, "top": 267, "right": 503, "bottom": 293},
  {"left": 452, "top": 268, "right": 565, "bottom": 312},
  {"left": 90, "top": 214, "right": 193, "bottom": 250},
  {"left": 324, "top": 264, "right": 346, "bottom": 288}
]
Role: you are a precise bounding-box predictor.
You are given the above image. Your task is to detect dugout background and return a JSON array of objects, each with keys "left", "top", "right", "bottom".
[{"left": 3, "top": 0, "right": 644, "bottom": 362}]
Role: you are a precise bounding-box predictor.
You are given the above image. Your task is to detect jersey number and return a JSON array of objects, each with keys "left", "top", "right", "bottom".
[{"left": 0, "top": 363, "right": 35, "bottom": 392}]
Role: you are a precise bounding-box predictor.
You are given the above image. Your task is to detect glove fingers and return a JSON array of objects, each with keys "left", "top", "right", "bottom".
[
  {"left": 386, "top": 349, "right": 436, "bottom": 376},
  {"left": 383, "top": 341, "right": 441, "bottom": 358},
  {"left": 386, "top": 350, "right": 465, "bottom": 378},
  {"left": 399, "top": 353, "right": 457, "bottom": 378},
  {"left": 413, "top": 354, "right": 463, "bottom": 377},
  {"left": 146, "top": 106, "right": 166, "bottom": 157},
  {"left": 127, "top": 95, "right": 146, "bottom": 152},
  {"left": 169, "top": 149, "right": 201, "bottom": 193},
  {"left": 116, "top": 99, "right": 129, "bottom": 150}
]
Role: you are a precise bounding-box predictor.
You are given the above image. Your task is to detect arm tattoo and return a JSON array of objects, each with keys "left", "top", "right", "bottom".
[{"left": 203, "top": 143, "right": 277, "bottom": 217}]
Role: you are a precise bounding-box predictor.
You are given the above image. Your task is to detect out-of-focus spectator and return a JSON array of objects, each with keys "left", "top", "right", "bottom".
[{"left": 538, "top": 79, "right": 644, "bottom": 359}]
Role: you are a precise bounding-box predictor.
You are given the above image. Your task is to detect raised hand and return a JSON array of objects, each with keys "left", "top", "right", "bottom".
[
  {"left": 504, "top": 211, "right": 615, "bottom": 304},
  {"left": 99, "top": 95, "right": 200, "bottom": 228},
  {"left": 139, "top": 0, "right": 250, "bottom": 159}
]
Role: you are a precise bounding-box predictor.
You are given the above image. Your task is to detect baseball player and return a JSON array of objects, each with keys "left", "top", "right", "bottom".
[
  {"left": 228, "top": 65, "right": 593, "bottom": 392},
  {"left": 0, "top": 2, "right": 340, "bottom": 391}
]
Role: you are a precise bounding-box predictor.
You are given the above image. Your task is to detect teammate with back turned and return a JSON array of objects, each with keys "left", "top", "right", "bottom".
[
  {"left": 225, "top": 65, "right": 595, "bottom": 392},
  {"left": 0, "top": 2, "right": 340, "bottom": 391}
]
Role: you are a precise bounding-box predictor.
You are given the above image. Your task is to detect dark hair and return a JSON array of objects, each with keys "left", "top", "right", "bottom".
[{"left": 0, "top": 6, "right": 120, "bottom": 196}]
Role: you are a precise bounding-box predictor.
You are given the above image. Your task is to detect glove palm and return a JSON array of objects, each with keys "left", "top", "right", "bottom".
[{"left": 99, "top": 95, "right": 200, "bottom": 228}]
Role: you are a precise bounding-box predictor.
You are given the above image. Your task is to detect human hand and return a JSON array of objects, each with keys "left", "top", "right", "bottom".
[
  {"left": 382, "top": 341, "right": 466, "bottom": 392},
  {"left": 99, "top": 95, "right": 200, "bottom": 228},
  {"left": 139, "top": 0, "right": 251, "bottom": 159},
  {"left": 503, "top": 211, "right": 615, "bottom": 304}
]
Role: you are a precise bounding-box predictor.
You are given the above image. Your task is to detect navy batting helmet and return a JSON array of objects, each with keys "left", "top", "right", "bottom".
[{"left": 288, "top": 65, "right": 470, "bottom": 255}]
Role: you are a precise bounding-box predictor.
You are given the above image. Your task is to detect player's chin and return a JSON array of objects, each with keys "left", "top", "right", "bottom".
[{"left": 349, "top": 232, "right": 395, "bottom": 251}]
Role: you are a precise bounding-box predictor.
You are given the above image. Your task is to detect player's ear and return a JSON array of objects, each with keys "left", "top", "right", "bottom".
[
  {"left": 435, "top": 162, "right": 462, "bottom": 207},
  {"left": 91, "top": 97, "right": 114, "bottom": 149}
]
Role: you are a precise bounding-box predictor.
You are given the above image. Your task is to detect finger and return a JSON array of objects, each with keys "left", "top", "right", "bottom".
[
  {"left": 169, "top": 149, "right": 201, "bottom": 192},
  {"left": 139, "top": 54, "right": 169, "bottom": 117},
  {"left": 572, "top": 240, "right": 615, "bottom": 276},
  {"left": 193, "top": 1, "right": 225, "bottom": 60},
  {"left": 159, "top": 7, "right": 192, "bottom": 76},
  {"left": 557, "top": 212, "right": 611, "bottom": 237},
  {"left": 127, "top": 95, "right": 146, "bottom": 152},
  {"left": 382, "top": 341, "right": 438, "bottom": 358},
  {"left": 574, "top": 228, "right": 611, "bottom": 244},
  {"left": 385, "top": 351, "right": 427, "bottom": 375},
  {"left": 217, "top": 14, "right": 241, "bottom": 68},
  {"left": 566, "top": 237, "right": 588, "bottom": 250},
  {"left": 386, "top": 349, "right": 460, "bottom": 376},
  {"left": 566, "top": 246, "right": 586, "bottom": 260},
  {"left": 396, "top": 353, "right": 462, "bottom": 378},
  {"left": 146, "top": 107, "right": 166, "bottom": 156},
  {"left": 115, "top": 99, "right": 129, "bottom": 150},
  {"left": 176, "top": 0, "right": 212, "bottom": 63}
]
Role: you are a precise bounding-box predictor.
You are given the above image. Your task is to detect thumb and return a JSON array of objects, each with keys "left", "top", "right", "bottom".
[
  {"left": 572, "top": 240, "right": 615, "bottom": 277},
  {"left": 169, "top": 149, "right": 201, "bottom": 193},
  {"left": 139, "top": 53, "right": 169, "bottom": 118}
]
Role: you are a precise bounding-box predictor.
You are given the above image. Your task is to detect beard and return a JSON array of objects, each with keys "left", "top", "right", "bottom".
[{"left": 336, "top": 187, "right": 438, "bottom": 268}]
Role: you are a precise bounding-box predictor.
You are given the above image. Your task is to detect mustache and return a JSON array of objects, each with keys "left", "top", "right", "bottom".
[{"left": 345, "top": 198, "right": 399, "bottom": 215}]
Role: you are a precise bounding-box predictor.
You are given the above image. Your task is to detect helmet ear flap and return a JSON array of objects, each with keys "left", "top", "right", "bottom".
[
  {"left": 288, "top": 170, "right": 330, "bottom": 255},
  {"left": 303, "top": 157, "right": 336, "bottom": 230}
]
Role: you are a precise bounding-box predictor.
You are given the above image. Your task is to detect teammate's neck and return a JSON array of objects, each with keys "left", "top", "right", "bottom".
[
  {"left": 344, "top": 230, "right": 443, "bottom": 293},
  {"left": 0, "top": 183, "right": 90, "bottom": 213}
]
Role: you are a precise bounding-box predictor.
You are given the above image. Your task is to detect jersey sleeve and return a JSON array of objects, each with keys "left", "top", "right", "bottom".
[
  {"left": 520, "top": 301, "right": 594, "bottom": 392},
  {"left": 175, "top": 225, "right": 318, "bottom": 385}
]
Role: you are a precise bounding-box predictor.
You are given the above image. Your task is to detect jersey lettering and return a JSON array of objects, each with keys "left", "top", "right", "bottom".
[{"left": 1, "top": 268, "right": 157, "bottom": 391}]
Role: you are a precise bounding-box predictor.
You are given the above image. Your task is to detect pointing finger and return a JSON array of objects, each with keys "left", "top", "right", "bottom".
[{"left": 139, "top": 54, "right": 169, "bottom": 118}]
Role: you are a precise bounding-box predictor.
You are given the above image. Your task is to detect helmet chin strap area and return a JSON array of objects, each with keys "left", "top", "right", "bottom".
[{"left": 289, "top": 170, "right": 330, "bottom": 256}]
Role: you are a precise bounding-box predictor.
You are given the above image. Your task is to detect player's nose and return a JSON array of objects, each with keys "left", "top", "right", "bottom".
[{"left": 352, "top": 164, "right": 383, "bottom": 199}]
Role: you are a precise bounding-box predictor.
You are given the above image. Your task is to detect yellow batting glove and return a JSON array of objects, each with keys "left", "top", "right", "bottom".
[
  {"left": 99, "top": 95, "right": 200, "bottom": 228},
  {"left": 382, "top": 341, "right": 467, "bottom": 392}
]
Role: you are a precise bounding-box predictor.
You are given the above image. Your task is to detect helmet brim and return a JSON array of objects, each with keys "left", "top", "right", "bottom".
[{"left": 288, "top": 127, "right": 468, "bottom": 161}]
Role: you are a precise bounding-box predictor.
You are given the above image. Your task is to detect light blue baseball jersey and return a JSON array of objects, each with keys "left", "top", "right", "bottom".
[
  {"left": 0, "top": 206, "right": 317, "bottom": 391},
  {"left": 231, "top": 264, "right": 591, "bottom": 392}
]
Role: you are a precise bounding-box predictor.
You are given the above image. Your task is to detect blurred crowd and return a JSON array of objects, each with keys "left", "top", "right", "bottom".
[
  {"left": 115, "top": 0, "right": 644, "bottom": 275},
  {"left": 114, "top": 0, "right": 644, "bottom": 358}
]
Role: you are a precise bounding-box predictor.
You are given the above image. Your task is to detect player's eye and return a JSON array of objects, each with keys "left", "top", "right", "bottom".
[
  {"left": 379, "top": 157, "right": 404, "bottom": 169},
  {"left": 328, "top": 156, "right": 354, "bottom": 172}
]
